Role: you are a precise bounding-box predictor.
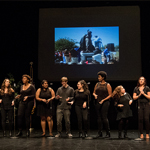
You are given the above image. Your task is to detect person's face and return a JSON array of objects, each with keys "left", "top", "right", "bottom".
[
  {"left": 98, "top": 75, "right": 104, "bottom": 82},
  {"left": 61, "top": 81, "right": 67, "bottom": 87},
  {"left": 77, "top": 82, "right": 83, "bottom": 90},
  {"left": 22, "top": 77, "right": 29, "bottom": 84},
  {"left": 139, "top": 77, "right": 145, "bottom": 85},
  {"left": 120, "top": 86, "right": 125, "bottom": 94},
  {"left": 5, "top": 79, "right": 10, "bottom": 87},
  {"left": 42, "top": 81, "right": 48, "bottom": 89}
]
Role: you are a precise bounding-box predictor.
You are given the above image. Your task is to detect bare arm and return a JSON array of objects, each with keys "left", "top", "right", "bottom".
[
  {"left": 133, "top": 92, "right": 141, "bottom": 100},
  {"left": 141, "top": 91, "right": 150, "bottom": 100},
  {"left": 47, "top": 88, "right": 55, "bottom": 103},
  {"left": 93, "top": 83, "right": 98, "bottom": 99}
]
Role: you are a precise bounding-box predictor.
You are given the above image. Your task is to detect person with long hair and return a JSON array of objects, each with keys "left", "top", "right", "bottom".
[
  {"left": 73, "top": 80, "right": 90, "bottom": 138},
  {"left": 0, "top": 79, "right": 15, "bottom": 137},
  {"left": 112, "top": 86, "right": 133, "bottom": 138},
  {"left": 15, "top": 74, "right": 36, "bottom": 137},
  {"left": 93, "top": 71, "right": 112, "bottom": 138},
  {"left": 36, "top": 80, "right": 55, "bottom": 137},
  {"left": 133, "top": 76, "right": 150, "bottom": 139}
]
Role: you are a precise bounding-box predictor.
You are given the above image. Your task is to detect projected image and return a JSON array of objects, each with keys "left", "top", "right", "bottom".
[{"left": 55, "top": 27, "right": 119, "bottom": 65}]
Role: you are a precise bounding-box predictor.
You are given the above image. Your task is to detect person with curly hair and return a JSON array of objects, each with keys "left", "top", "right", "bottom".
[
  {"left": 73, "top": 80, "right": 90, "bottom": 138},
  {"left": 15, "top": 74, "right": 36, "bottom": 137},
  {"left": 0, "top": 79, "right": 15, "bottom": 137},
  {"left": 112, "top": 86, "right": 133, "bottom": 138},
  {"left": 93, "top": 71, "right": 112, "bottom": 138},
  {"left": 133, "top": 76, "right": 150, "bottom": 139}
]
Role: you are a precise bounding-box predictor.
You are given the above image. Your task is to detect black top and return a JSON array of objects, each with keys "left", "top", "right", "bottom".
[
  {"left": 39, "top": 88, "right": 51, "bottom": 100},
  {"left": 133, "top": 86, "right": 150, "bottom": 103},
  {"left": 95, "top": 82, "right": 109, "bottom": 103},
  {"left": 56, "top": 85, "right": 74, "bottom": 109},
  {"left": 116, "top": 92, "right": 133, "bottom": 120},
  {"left": 20, "top": 84, "right": 35, "bottom": 104},
  {"left": 0, "top": 92, "right": 14, "bottom": 109},
  {"left": 74, "top": 90, "right": 90, "bottom": 108}
]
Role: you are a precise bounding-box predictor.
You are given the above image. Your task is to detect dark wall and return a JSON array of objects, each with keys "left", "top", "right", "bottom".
[{"left": 0, "top": 1, "right": 150, "bottom": 130}]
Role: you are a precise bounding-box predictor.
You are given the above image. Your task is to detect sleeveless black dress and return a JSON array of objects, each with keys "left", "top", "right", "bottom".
[{"left": 37, "top": 88, "right": 53, "bottom": 116}]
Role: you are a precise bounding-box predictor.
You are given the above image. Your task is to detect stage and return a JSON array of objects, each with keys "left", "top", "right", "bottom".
[{"left": 0, "top": 130, "right": 150, "bottom": 150}]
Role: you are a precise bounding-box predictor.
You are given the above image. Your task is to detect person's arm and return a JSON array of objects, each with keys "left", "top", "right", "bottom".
[
  {"left": 126, "top": 93, "right": 133, "bottom": 105},
  {"left": 11, "top": 88, "right": 15, "bottom": 106},
  {"left": 66, "top": 88, "right": 74, "bottom": 105},
  {"left": 141, "top": 87, "right": 150, "bottom": 100},
  {"left": 83, "top": 91, "right": 90, "bottom": 108},
  {"left": 93, "top": 83, "right": 98, "bottom": 99},
  {"left": 133, "top": 92, "right": 141, "bottom": 100},
  {"left": 35, "top": 88, "right": 47, "bottom": 103},
  {"left": 47, "top": 88, "right": 55, "bottom": 103},
  {"left": 27, "top": 85, "right": 36, "bottom": 99},
  {"left": 0, "top": 89, "right": 2, "bottom": 103},
  {"left": 99, "top": 83, "right": 112, "bottom": 104},
  {"left": 55, "top": 89, "right": 62, "bottom": 100},
  {"left": 23, "top": 85, "right": 36, "bottom": 101}
]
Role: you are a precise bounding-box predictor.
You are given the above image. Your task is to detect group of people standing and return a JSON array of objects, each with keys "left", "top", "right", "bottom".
[{"left": 0, "top": 71, "right": 150, "bottom": 139}]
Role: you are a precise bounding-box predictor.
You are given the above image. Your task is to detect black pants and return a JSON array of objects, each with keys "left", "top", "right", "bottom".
[
  {"left": 118, "top": 118, "right": 129, "bottom": 132},
  {"left": 138, "top": 103, "right": 150, "bottom": 134},
  {"left": 75, "top": 105, "right": 88, "bottom": 133},
  {"left": 95, "top": 101, "right": 110, "bottom": 133},
  {"left": 56, "top": 108, "right": 71, "bottom": 134},
  {"left": 1, "top": 108, "right": 13, "bottom": 131},
  {"left": 17, "top": 101, "right": 34, "bottom": 130}
]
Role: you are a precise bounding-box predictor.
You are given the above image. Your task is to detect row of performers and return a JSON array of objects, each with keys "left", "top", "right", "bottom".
[{"left": 0, "top": 71, "right": 149, "bottom": 139}]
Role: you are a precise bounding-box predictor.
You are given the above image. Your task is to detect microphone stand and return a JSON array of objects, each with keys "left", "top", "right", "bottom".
[
  {"left": 47, "top": 83, "right": 55, "bottom": 139},
  {"left": 11, "top": 98, "right": 18, "bottom": 139},
  {"left": 85, "top": 82, "right": 93, "bottom": 140}
]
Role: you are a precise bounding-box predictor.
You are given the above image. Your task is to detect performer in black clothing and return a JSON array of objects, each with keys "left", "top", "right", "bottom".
[
  {"left": 93, "top": 71, "right": 112, "bottom": 138},
  {"left": 112, "top": 86, "right": 133, "bottom": 138},
  {"left": 133, "top": 76, "right": 150, "bottom": 139},
  {"left": 36, "top": 80, "right": 55, "bottom": 137},
  {"left": 0, "top": 79, "right": 15, "bottom": 137},
  {"left": 73, "top": 80, "right": 90, "bottom": 138},
  {"left": 55, "top": 77, "right": 74, "bottom": 138},
  {"left": 15, "top": 74, "right": 36, "bottom": 137}
]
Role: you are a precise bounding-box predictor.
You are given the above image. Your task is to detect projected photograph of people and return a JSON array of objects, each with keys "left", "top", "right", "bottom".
[{"left": 55, "top": 27, "right": 119, "bottom": 65}]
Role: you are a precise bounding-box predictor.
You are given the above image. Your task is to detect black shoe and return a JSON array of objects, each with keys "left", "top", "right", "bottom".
[
  {"left": 105, "top": 131, "right": 110, "bottom": 138},
  {"left": 84, "top": 132, "right": 88, "bottom": 137},
  {"left": 26, "top": 130, "right": 30, "bottom": 137},
  {"left": 124, "top": 131, "right": 128, "bottom": 138},
  {"left": 79, "top": 132, "right": 83, "bottom": 138},
  {"left": 9, "top": 131, "right": 12, "bottom": 137},
  {"left": 3, "top": 131, "right": 6, "bottom": 137},
  {"left": 118, "top": 131, "right": 122, "bottom": 139},
  {"left": 16, "top": 131, "right": 22, "bottom": 137},
  {"left": 97, "top": 131, "right": 103, "bottom": 138}
]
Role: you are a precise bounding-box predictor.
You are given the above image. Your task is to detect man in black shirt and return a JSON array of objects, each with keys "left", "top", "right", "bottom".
[{"left": 55, "top": 77, "right": 74, "bottom": 138}]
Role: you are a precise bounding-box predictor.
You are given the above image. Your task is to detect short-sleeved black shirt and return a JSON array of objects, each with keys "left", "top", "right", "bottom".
[{"left": 133, "top": 86, "right": 150, "bottom": 103}]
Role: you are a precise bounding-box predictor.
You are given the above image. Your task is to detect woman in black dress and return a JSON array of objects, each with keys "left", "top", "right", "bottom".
[
  {"left": 133, "top": 76, "right": 150, "bottom": 139},
  {"left": 36, "top": 80, "right": 55, "bottom": 137},
  {"left": 112, "top": 86, "right": 133, "bottom": 138},
  {"left": 93, "top": 71, "right": 112, "bottom": 138},
  {"left": 73, "top": 80, "right": 90, "bottom": 138},
  {"left": 0, "top": 79, "right": 15, "bottom": 137},
  {"left": 16, "top": 74, "right": 36, "bottom": 137}
]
